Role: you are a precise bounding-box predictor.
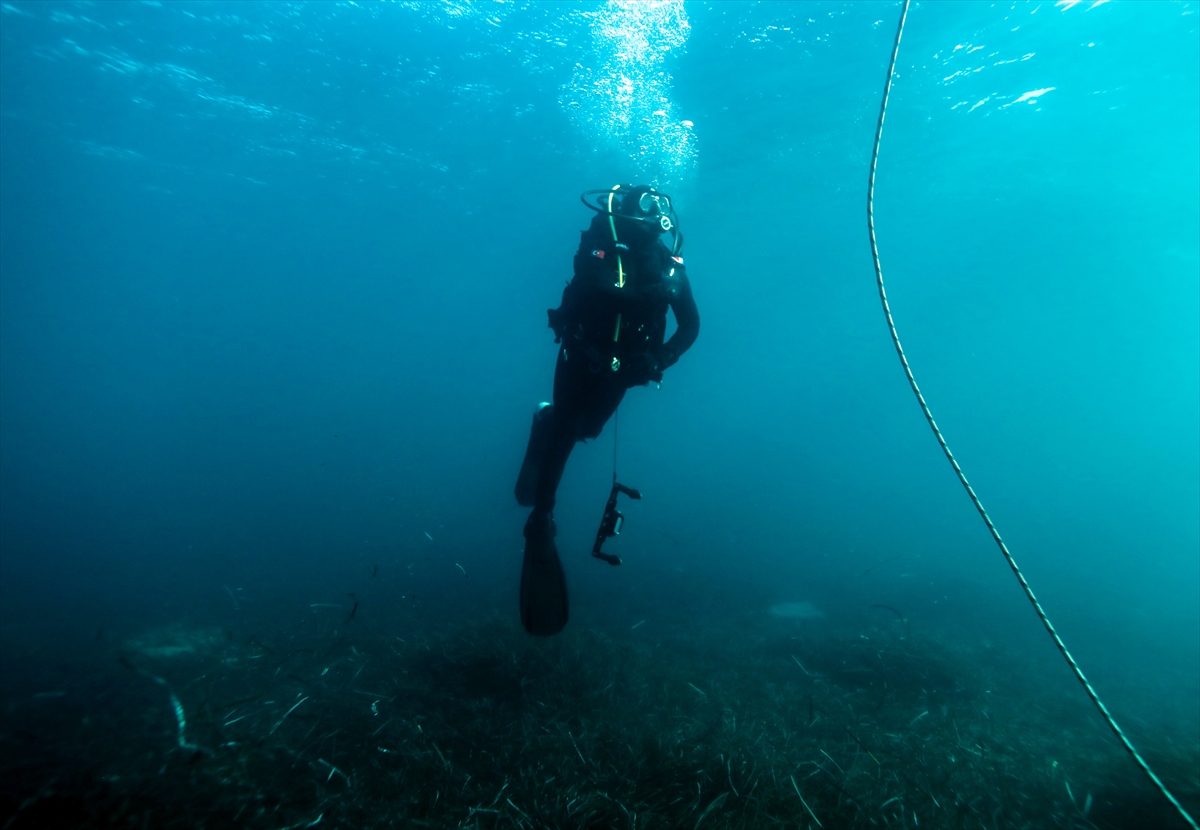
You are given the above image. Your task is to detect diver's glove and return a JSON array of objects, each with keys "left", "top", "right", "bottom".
[
  {"left": 626, "top": 352, "right": 665, "bottom": 386},
  {"left": 657, "top": 346, "right": 680, "bottom": 371}
]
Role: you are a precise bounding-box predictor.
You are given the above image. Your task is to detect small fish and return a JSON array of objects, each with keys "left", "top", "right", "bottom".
[
  {"left": 345, "top": 601, "right": 359, "bottom": 624},
  {"left": 455, "top": 563, "right": 468, "bottom": 578},
  {"left": 424, "top": 532, "right": 433, "bottom": 541},
  {"left": 631, "top": 620, "right": 646, "bottom": 630},
  {"left": 371, "top": 564, "right": 378, "bottom": 579}
]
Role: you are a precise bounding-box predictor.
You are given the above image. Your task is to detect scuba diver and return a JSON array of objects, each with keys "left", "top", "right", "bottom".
[{"left": 514, "top": 184, "right": 700, "bottom": 636}]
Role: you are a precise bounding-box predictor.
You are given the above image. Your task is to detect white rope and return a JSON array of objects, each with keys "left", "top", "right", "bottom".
[{"left": 867, "top": 3, "right": 1196, "bottom": 826}]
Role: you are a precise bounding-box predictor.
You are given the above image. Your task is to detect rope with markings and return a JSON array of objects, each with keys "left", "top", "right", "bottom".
[{"left": 868, "top": 2, "right": 1196, "bottom": 827}]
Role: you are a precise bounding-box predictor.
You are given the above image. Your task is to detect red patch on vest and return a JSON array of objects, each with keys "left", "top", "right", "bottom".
[
  {"left": 672, "top": 256, "right": 684, "bottom": 265},
  {"left": 592, "top": 249, "right": 605, "bottom": 259}
]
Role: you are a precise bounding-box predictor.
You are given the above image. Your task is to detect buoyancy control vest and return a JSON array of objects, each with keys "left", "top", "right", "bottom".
[{"left": 549, "top": 215, "right": 686, "bottom": 372}]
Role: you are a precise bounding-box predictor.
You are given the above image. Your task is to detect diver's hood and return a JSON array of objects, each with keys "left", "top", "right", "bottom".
[{"left": 580, "top": 184, "right": 683, "bottom": 256}]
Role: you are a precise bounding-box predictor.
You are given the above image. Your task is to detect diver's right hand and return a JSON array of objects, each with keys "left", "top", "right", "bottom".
[{"left": 626, "top": 352, "right": 664, "bottom": 386}]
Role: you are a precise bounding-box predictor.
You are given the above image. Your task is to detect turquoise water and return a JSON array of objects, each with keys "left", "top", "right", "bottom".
[{"left": 1, "top": 2, "right": 1196, "bottom": 827}]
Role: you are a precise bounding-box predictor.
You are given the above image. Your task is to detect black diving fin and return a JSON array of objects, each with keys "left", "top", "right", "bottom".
[{"left": 520, "top": 512, "right": 568, "bottom": 636}]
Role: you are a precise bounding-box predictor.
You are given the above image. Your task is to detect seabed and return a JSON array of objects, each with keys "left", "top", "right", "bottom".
[{"left": 1, "top": 603, "right": 1196, "bottom": 829}]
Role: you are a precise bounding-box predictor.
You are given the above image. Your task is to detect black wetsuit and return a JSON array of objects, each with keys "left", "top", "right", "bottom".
[{"left": 532, "top": 213, "right": 700, "bottom": 515}]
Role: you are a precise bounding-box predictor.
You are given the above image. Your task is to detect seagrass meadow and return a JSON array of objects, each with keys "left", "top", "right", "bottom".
[{"left": 2, "top": 593, "right": 1195, "bottom": 829}]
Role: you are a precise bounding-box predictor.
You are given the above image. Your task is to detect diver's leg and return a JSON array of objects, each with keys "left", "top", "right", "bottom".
[
  {"left": 520, "top": 352, "right": 630, "bottom": 636},
  {"left": 521, "top": 419, "right": 573, "bottom": 635},
  {"left": 579, "top": 372, "right": 628, "bottom": 442},
  {"left": 514, "top": 402, "right": 553, "bottom": 507},
  {"left": 520, "top": 348, "right": 579, "bottom": 636},
  {"left": 531, "top": 426, "right": 575, "bottom": 515},
  {"left": 531, "top": 347, "right": 587, "bottom": 515},
  {"left": 531, "top": 361, "right": 627, "bottom": 515}
]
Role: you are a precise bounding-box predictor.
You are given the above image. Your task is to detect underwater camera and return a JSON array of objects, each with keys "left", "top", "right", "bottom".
[{"left": 591, "top": 480, "right": 641, "bottom": 566}]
